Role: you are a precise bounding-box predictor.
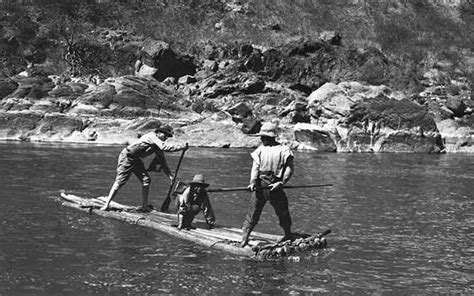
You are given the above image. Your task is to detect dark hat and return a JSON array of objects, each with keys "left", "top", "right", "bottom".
[
  {"left": 155, "top": 125, "right": 173, "bottom": 137},
  {"left": 189, "top": 174, "right": 209, "bottom": 188}
]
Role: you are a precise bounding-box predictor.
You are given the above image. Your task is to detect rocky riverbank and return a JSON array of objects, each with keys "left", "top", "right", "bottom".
[
  {"left": 1, "top": 55, "right": 472, "bottom": 152},
  {"left": 0, "top": 1, "right": 472, "bottom": 152}
]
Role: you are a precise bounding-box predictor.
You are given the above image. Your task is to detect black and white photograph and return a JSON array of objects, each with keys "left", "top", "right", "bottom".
[{"left": 0, "top": 0, "right": 472, "bottom": 294}]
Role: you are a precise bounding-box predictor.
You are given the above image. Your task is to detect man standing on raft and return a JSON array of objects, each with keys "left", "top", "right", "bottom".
[
  {"left": 100, "top": 125, "right": 188, "bottom": 212},
  {"left": 240, "top": 122, "right": 295, "bottom": 247}
]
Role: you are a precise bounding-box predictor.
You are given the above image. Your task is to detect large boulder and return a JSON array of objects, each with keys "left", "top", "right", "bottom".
[
  {"left": 296, "top": 91, "right": 443, "bottom": 152},
  {"left": 359, "top": 130, "right": 442, "bottom": 153},
  {"left": 445, "top": 97, "right": 467, "bottom": 117},
  {"left": 67, "top": 75, "right": 187, "bottom": 117},
  {"left": 225, "top": 102, "right": 253, "bottom": 122},
  {"left": 345, "top": 96, "right": 441, "bottom": 152},
  {"left": 5, "top": 76, "right": 53, "bottom": 100},
  {"left": 294, "top": 124, "right": 337, "bottom": 152},
  {"left": 0, "top": 77, "right": 18, "bottom": 99},
  {"left": 0, "top": 98, "right": 33, "bottom": 111},
  {"left": 37, "top": 113, "right": 86, "bottom": 137},
  {"left": 308, "top": 82, "right": 393, "bottom": 122},
  {"left": 436, "top": 119, "right": 473, "bottom": 153},
  {"left": 307, "top": 82, "right": 360, "bottom": 121},
  {"left": 107, "top": 75, "right": 184, "bottom": 111},
  {"left": 347, "top": 96, "right": 437, "bottom": 132},
  {"left": 49, "top": 84, "right": 76, "bottom": 98},
  {"left": 139, "top": 39, "right": 197, "bottom": 81},
  {"left": 241, "top": 117, "right": 262, "bottom": 134},
  {"left": 0, "top": 112, "right": 43, "bottom": 139},
  {"left": 0, "top": 111, "right": 85, "bottom": 142},
  {"left": 241, "top": 76, "right": 265, "bottom": 94},
  {"left": 71, "top": 83, "right": 116, "bottom": 112},
  {"left": 136, "top": 63, "right": 158, "bottom": 77}
]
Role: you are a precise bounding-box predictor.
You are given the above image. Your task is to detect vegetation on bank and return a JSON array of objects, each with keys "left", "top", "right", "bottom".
[
  {"left": 0, "top": 1, "right": 472, "bottom": 152},
  {"left": 1, "top": 0, "right": 472, "bottom": 94}
]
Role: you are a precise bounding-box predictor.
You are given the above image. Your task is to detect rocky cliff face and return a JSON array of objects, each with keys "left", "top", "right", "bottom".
[{"left": 0, "top": 0, "right": 472, "bottom": 152}]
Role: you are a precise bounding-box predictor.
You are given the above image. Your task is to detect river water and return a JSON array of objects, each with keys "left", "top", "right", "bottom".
[{"left": 0, "top": 142, "right": 472, "bottom": 295}]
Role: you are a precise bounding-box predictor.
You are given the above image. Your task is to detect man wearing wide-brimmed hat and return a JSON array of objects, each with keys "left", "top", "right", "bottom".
[
  {"left": 100, "top": 125, "right": 188, "bottom": 212},
  {"left": 175, "top": 174, "right": 215, "bottom": 230},
  {"left": 240, "top": 122, "right": 295, "bottom": 247}
]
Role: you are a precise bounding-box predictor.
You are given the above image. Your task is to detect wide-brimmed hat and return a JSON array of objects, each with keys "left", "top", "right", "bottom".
[
  {"left": 253, "top": 122, "right": 278, "bottom": 137},
  {"left": 189, "top": 174, "right": 209, "bottom": 188},
  {"left": 155, "top": 125, "right": 173, "bottom": 137}
]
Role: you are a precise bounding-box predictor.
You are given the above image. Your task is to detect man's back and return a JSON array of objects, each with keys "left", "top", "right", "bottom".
[{"left": 251, "top": 144, "right": 293, "bottom": 176}]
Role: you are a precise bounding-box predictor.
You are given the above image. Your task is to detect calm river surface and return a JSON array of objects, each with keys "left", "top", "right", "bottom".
[{"left": 0, "top": 142, "right": 472, "bottom": 295}]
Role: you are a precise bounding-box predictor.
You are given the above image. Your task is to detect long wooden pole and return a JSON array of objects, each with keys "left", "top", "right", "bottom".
[
  {"left": 207, "top": 183, "right": 333, "bottom": 193},
  {"left": 160, "top": 148, "right": 186, "bottom": 212}
]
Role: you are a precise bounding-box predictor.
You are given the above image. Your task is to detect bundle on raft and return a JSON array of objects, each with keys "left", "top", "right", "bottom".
[
  {"left": 251, "top": 230, "right": 329, "bottom": 259},
  {"left": 52, "top": 192, "right": 329, "bottom": 260}
]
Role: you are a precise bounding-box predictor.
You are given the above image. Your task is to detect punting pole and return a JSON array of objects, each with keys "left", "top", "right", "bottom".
[
  {"left": 160, "top": 147, "right": 187, "bottom": 212},
  {"left": 207, "top": 183, "right": 333, "bottom": 193}
]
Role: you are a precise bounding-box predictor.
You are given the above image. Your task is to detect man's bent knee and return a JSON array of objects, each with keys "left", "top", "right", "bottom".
[{"left": 142, "top": 177, "right": 151, "bottom": 187}]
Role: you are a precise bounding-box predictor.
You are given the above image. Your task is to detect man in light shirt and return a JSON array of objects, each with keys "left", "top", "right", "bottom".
[
  {"left": 100, "top": 125, "right": 188, "bottom": 212},
  {"left": 240, "top": 122, "right": 294, "bottom": 247}
]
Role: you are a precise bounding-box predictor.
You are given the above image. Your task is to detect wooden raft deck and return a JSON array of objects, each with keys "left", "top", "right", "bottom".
[{"left": 54, "top": 192, "right": 328, "bottom": 259}]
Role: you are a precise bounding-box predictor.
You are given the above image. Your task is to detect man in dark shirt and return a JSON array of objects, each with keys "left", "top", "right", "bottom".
[{"left": 175, "top": 174, "right": 215, "bottom": 230}]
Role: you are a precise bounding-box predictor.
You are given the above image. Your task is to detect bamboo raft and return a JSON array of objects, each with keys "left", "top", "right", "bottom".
[{"left": 54, "top": 192, "right": 329, "bottom": 259}]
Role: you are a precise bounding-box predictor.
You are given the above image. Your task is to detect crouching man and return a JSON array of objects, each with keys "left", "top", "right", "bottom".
[{"left": 175, "top": 174, "right": 215, "bottom": 230}]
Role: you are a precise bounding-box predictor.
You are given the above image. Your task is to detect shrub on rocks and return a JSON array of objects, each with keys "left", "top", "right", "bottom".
[{"left": 347, "top": 96, "right": 437, "bottom": 132}]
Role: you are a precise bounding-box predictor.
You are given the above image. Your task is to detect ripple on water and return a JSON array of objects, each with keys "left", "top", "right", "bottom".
[{"left": 1, "top": 145, "right": 473, "bottom": 295}]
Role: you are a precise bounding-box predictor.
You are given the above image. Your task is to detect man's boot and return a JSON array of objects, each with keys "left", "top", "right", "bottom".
[
  {"left": 278, "top": 225, "right": 293, "bottom": 243},
  {"left": 181, "top": 213, "right": 196, "bottom": 230},
  {"left": 240, "top": 227, "right": 252, "bottom": 247},
  {"left": 177, "top": 214, "right": 184, "bottom": 230}
]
